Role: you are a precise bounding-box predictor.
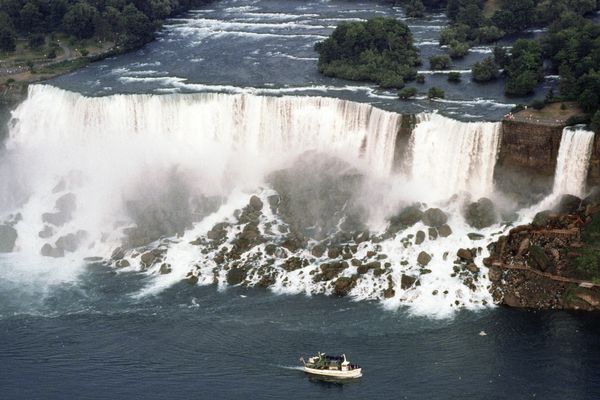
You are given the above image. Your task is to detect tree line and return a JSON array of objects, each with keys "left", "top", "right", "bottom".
[{"left": 0, "top": 0, "right": 210, "bottom": 53}]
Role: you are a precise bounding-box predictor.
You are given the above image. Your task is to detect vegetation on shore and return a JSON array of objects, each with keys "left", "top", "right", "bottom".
[
  {"left": 314, "top": 17, "right": 421, "bottom": 89},
  {"left": 0, "top": 0, "right": 210, "bottom": 86}
]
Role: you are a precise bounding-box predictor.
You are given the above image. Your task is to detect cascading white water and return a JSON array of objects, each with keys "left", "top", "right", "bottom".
[
  {"left": 1, "top": 85, "right": 402, "bottom": 256},
  {"left": 8, "top": 85, "right": 400, "bottom": 175},
  {"left": 407, "top": 113, "right": 501, "bottom": 201},
  {"left": 552, "top": 126, "right": 595, "bottom": 197},
  {"left": 0, "top": 84, "right": 513, "bottom": 318}
]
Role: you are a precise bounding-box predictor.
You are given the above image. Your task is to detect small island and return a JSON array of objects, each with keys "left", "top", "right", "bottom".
[{"left": 314, "top": 17, "right": 421, "bottom": 89}]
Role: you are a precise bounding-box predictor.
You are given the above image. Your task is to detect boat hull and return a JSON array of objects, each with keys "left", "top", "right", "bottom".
[{"left": 303, "top": 366, "right": 362, "bottom": 379}]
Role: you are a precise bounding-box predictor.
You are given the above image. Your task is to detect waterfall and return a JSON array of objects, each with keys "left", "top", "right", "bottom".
[
  {"left": 7, "top": 85, "right": 401, "bottom": 175},
  {"left": 407, "top": 113, "right": 501, "bottom": 201},
  {"left": 552, "top": 126, "right": 595, "bottom": 198}
]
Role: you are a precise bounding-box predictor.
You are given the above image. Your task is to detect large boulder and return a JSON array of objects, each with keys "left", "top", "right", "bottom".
[
  {"left": 333, "top": 276, "right": 357, "bottom": 296},
  {"left": 0, "top": 225, "right": 17, "bottom": 252},
  {"left": 55, "top": 230, "right": 87, "bottom": 253},
  {"left": 42, "top": 193, "right": 77, "bottom": 227},
  {"left": 315, "top": 261, "right": 349, "bottom": 281},
  {"left": 389, "top": 206, "right": 423, "bottom": 232},
  {"left": 417, "top": 251, "right": 432, "bottom": 266},
  {"left": 464, "top": 198, "right": 497, "bottom": 229},
  {"left": 555, "top": 194, "right": 582, "bottom": 214},
  {"left": 227, "top": 267, "right": 247, "bottom": 285},
  {"left": 41, "top": 243, "right": 64, "bottom": 258},
  {"left": 400, "top": 274, "right": 418, "bottom": 289},
  {"left": 422, "top": 208, "right": 448, "bottom": 228}
]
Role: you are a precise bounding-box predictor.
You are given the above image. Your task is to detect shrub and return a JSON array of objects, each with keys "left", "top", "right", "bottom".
[
  {"left": 591, "top": 110, "right": 600, "bottom": 133},
  {"left": 398, "top": 87, "right": 418, "bottom": 99},
  {"left": 448, "top": 40, "right": 469, "bottom": 59},
  {"left": 530, "top": 99, "right": 545, "bottom": 110},
  {"left": 448, "top": 72, "right": 461, "bottom": 82},
  {"left": 471, "top": 57, "right": 498, "bottom": 82},
  {"left": 565, "top": 115, "right": 591, "bottom": 126},
  {"left": 429, "top": 55, "right": 452, "bottom": 70},
  {"left": 416, "top": 74, "right": 425, "bottom": 84},
  {"left": 428, "top": 87, "right": 445, "bottom": 99}
]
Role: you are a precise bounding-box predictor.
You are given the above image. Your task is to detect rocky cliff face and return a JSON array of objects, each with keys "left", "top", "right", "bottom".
[
  {"left": 485, "top": 193, "right": 600, "bottom": 311},
  {"left": 494, "top": 119, "right": 564, "bottom": 203}
]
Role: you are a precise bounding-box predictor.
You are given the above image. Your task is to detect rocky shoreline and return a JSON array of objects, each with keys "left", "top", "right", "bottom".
[{"left": 485, "top": 193, "right": 600, "bottom": 311}]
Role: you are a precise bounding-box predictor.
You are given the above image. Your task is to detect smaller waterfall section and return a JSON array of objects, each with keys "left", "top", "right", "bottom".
[
  {"left": 406, "top": 113, "right": 501, "bottom": 201},
  {"left": 552, "top": 126, "right": 595, "bottom": 197}
]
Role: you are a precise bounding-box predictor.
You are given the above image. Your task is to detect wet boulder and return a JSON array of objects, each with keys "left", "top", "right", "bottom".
[
  {"left": 42, "top": 193, "right": 77, "bottom": 227},
  {"left": 457, "top": 248, "right": 474, "bottom": 261},
  {"left": 555, "top": 194, "right": 582, "bottom": 214},
  {"left": 159, "top": 263, "right": 172, "bottom": 274},
  {"left": 401, "top": 274, "right": 418, "bottom": 289},
  {"left": 417, "top": 251, "right": 432, "bottom": 266},
  {"left": 422, "top": 208, "right": 447, "bottom": 228},
  {"left": 38, "top": 225, "right": 53, "bottom": 239},
  {"left": 464, "top": 198, "right": 497, "bottom": 229},
  {"left": 415, "top": 230, "right": 426, "bottom": 245},
  {"left": 438, "top": 224, "right": 452, "bottom": 238},
  {"left": 315, "top": 261, "right": 349, "bottom": 281},
  {"left": 207, "top": 222, "right": 228, "bottom": 242},
  {"left": 333, "top": 276, "right": 357, "bottom": 296},
  {"left": 41, "top": 243, "right": 64, "bottom": 258},
  {"left": 55, "top": 230, "right": 87, "bottom": 253},
  {"left": 227, "top": 267, "right": 247, "bottom": 285},
  {"left": 389, "top": 206, "right": 423, "bottom": 232},
  {"left": 311, "top": 243, "right": 326, "bottom": 258},
  {"left": 0, "top": 225, "right": 17, "bottom": 253}
]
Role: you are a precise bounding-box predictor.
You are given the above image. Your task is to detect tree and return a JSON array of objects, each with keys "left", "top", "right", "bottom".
[
  {"left": 20, "top": 1, "right": 44, "bottom": 33},
  {"left": 429, "top": 55, "right": 452, "bottom": 70},
  {"left": 406, "top": 0, "right": 425, "bottom": 18},
  {"left": 448, "top": 40, "right": 469, "bottom": 58},
  {"left": 398, "top": 86, "right": 418, "bottom": 99},
  {"left": 63, "top": 1, "right": 98, "bottom": 39},
  {"left": 471, "top": 57, "right": 499, "bottom": 82},
  {"left": 504, "top": 39, "right": 543, "bottom": 96},
  {"left": 591, "top": 110, "right": 600, "bottom": 133},
  {"left": 122, "top": 4, "right": 155, "bottom": 48},
  {"left": 0, "top": 27, "right": 16, "bottom": 52},
  {"left": 428, "top": 87, "right": 445, "bottom": 98},
  {"left": 448, "top": 71, "right": 461, "bottom": 82}
]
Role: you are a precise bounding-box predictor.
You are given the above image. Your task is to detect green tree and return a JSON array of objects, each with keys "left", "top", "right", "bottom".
[
  {"left": 0, "top": 27, "right": 16, "bottom": 52},
  {"left": 591, "top": 110, "right": 600, "bottom": 133},
  {"left": 122, "top": 4, "right": 155, "bottom": 48},
  {"left": 471, "top": 57, "right": 499, "bottom": 82},
  {"left": 428, "top": 87, "right": 445, "bottom": 98},
  {"left": 398, "top": 86, "right": 418, "bottom": 99},
  {"left": 63, "top": 1, "right": 98, "bottom": 39},
  {"left": 20, "top": 1, "right": 44, "bottom": 33},
  {"left": 429, "top": 55, "right": 452, "bottom": 70}
]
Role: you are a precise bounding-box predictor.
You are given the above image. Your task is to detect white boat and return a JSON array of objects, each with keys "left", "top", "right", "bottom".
[{"left": 300, "top": 352, "right": 362, "bottom": 379}]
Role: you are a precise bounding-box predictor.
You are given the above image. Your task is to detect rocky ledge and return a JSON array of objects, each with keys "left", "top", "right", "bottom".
[{"left": 485, "top": 192, "right": 600, "bottom": 311}]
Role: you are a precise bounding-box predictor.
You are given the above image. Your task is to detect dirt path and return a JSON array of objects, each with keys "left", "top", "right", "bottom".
[{"left": 493, "top": 261, "right": 600, "bottom": 287}]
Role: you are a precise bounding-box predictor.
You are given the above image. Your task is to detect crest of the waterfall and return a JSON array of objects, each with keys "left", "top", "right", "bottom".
[
  {"left": 552, "top": 126, "right": 595, "bottom": 198},
  {"left": 406, "top": 113, "right": 501, "bottom": 202},
  {"left": 7, "top": 85, "right": 401, "bottom": 176}
]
